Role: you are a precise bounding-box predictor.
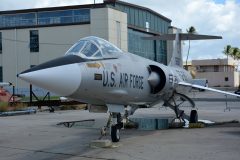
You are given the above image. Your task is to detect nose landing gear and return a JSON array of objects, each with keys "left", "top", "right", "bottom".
[
  {"left": 100, "top": 112, "right": 123, "bottom": 142},
  {"left": 111, "top": 124, "right": 121, "bottom": 142}
]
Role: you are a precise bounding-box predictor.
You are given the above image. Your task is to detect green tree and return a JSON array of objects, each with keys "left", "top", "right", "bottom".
[
  {"left": 222, "top": 45, "right": 240, "bottom": 60},
  {"left": 232, "top": 47, "right": 240, "bottom": 60},
  {"left": 237, "top": 49, "right": 240, "bottom": 60},
  {"left": 186, "top": 26, "right": 197, "bottom": 70},
  {"left": 223, "top": 45, "right": 233, "bottom": 59}
]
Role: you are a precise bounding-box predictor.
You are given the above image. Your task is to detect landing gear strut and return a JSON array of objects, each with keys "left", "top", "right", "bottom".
[
  {"left": 100, "top": 112, "right": 123, "bottom": 142},
  {"left": 110, "top": 113, "right": 123, "bottom": 142},
  {"left": 164, "top": 92, "right": 198, "bottom": 125},
  {"left": 49, "top": 106, "right": 55, "bottom": 113}
]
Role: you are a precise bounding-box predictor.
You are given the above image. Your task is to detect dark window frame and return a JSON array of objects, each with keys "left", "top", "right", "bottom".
[
  {"left": 0, "top": 32, "right": 2, "bottom": 54},
  {"left": 0, "top": 66, "right": 2, "bottom": 82},
  {"left": 214, "top": 65, "right": 219, "bottom": 72},
  {"left": 30, "top": 30, "right": 39, "bottom": 52},
  {"left": 0, "top": 9, "right": 90, "bottom": 29}
]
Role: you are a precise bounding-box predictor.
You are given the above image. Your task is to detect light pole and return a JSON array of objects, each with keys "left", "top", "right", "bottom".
[{"left": 15, "top": 28, "right": 18, "bottom": 94}]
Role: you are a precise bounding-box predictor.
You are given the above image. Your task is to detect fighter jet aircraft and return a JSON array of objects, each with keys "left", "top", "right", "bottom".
[{"left": 18, "top": 29, "right": 240, "bottom": 142}]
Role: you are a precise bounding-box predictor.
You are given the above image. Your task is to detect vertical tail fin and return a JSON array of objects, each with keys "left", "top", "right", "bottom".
[{"left": 168, "top": 29, "right": 182, "bottom": 67}]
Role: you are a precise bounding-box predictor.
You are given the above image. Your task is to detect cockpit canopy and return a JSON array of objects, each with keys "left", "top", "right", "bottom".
[{"left": 65, "top": 36, "right": 122, "bottom": 59}]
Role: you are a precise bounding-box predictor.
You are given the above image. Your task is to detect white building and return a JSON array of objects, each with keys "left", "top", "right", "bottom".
[{"left": 192, "top": 58, "right": 239, "bottom": 87}]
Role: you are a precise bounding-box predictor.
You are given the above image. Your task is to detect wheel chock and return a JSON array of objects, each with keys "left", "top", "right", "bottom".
[
  {"left": 90, "top": 139, "right": 112, "bottom": 148},
  {"left": 189, "top": 123, "right": 205, "bottom": 128}
]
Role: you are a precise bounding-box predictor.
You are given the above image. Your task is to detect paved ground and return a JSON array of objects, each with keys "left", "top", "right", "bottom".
[{"left": 0, "top": 91, "right": 240, "bottom": 160}]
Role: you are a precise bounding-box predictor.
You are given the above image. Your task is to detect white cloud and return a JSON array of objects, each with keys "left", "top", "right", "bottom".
[
  {"left": 0, "top": 0, "right": 239, "bottom": 60},
  {"left": 0, "top": 0, "right": 36, "bottom": 10}
]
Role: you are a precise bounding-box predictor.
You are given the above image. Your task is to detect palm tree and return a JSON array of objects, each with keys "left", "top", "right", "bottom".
[
  {"left": 232, "top": 47, "right": 240, "bottom": 60},
  {"left": 223, "top": 45, "right": 233, "bottom": 59},
  {"left": 236, "top": 49, "right": 240, "bottom": 60},
  {"left": 223, "top": 45, "right": 233, "bottom": 71},
  {"left": 185, "top": 26, "right": 197, "bottom": 70}
]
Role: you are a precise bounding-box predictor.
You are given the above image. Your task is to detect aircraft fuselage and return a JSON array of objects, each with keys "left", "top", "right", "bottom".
[{"left": 68, "top": 52, "right": 192, "bottom": 106}]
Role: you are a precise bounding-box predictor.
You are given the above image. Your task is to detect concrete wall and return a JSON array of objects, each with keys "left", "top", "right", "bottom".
[
  {"left": 107, "top": 8, "right": 128, "bottom": 52},
  {"left": 0, "top": 7, "right": 128, "bottom": 90},
  {"left": 196, "top": 65, "right": 235, "bottom": 72},
  {"left": 90, "top": 8, "right": 127, "bottom": 52},
  {"left": 196, "top": 71, "right": 239, "bottom": 87},
  {"left": 192, "top": 58, "right": 239, "bottom": 87},
  {"left": 192, "top": 58, "right": 237, "bottom": 66}
]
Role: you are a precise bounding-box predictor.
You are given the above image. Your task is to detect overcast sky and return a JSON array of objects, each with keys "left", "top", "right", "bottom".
[{"left": 0, "top": 0, "right": 239, "bottom": 60}]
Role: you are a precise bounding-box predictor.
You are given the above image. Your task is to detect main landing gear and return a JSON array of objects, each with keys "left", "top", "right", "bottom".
[
  {"left": 189, "top": 110, "right": 198, "bottom": 123},
  {"left": 164, "top": 92, "right": 198, "bottom": 125}
]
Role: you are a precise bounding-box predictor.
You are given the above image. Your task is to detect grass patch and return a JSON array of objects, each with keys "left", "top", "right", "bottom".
[
  {"left": 13, "top": 102, "right": 28, "bottom": 111},
  {"left": 60, "top": 104, "right": 87, "bottom": 110},
  {"left": 0, "top": 102, "right": 8, "bottom": 112},
  {"left": 21, "top": 96, "right": 60, "bottom": 101}
]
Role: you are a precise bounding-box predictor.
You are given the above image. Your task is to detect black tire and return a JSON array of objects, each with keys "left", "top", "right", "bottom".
[
  {"left": 111, "top": 125, "right": 120, "bottom": 142},
  {"left": 190, "top": 110, "right": 198, "bottom": 123},
  {"left": 116, "top": 113, "right": 122, "bottom": 124},
  {"left": 116, "top": 113, "right": 123, "bottom": 129},
  {"left": 116, "top": 122, "right": 123, "bottom": 129},
  {"left": 49, "top": 107, "right": 55, "bottom": 113}
]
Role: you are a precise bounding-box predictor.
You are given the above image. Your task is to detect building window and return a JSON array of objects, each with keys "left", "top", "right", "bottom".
[
  {"left": 73, "top": 9, "right": 90, "bottom": 23},
  {"left": 128, "top": 28, "right": 155, "bottom": 61},
  {"left": 0, "top": 13, "right": 36, "bottom": 28},
  {"left": 116, "top": 21, "right": 121, "bottom": 48},
  {"left": 128, "top": 28, "right": 168, "bottom": 64},
  {"left": 38, "top": 9, "right": 90, "bottom": 25},
  {"left": 225, "top": 77, "right": 229, "bottom": 81},
  {"left": 0, "top": 9, "right": 90, "bottom": 29},
  {"left": 30, "top": 30, "right": 39, "bottom": 52},
  {"left": 0, "top": 66, "right": 2, "bottom": 82},
  {"left": 214, "top": 65, "right": 219, "bottom": 72},
  {"left": 0, "top": 32, "right": 2, "bottom": 54}
]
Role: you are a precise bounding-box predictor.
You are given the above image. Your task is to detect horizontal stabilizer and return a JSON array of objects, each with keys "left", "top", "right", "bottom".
[
  {"left": 178, "top": 82, "right": 240, "bottom": 97},
  {"left": 142, "top": 33, "right": 222, "bottom": 41}
]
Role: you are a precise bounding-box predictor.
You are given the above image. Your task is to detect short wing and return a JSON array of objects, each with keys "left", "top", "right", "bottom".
[
  {"left": 178, "top": 81, "right": 240, "bottom": 98},
  {"left": 142, "top": 33, "right": 222, "bottom": 41},
  {"left": 179, "top": 34, "right": 222, "bottom": 40}
]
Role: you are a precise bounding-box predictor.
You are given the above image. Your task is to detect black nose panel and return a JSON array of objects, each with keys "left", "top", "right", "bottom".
[{"left": 20, "top": 55, "right": 87, "bottom": 75}]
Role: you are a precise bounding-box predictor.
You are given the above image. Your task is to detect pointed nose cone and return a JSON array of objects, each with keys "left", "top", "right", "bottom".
[{"left": 18, "top": 55, "right": 84, "bottom": 96}]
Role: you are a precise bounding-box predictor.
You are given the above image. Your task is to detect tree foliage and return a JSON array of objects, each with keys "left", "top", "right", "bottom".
[
  {"left": 223, "top": 45, "right": 240, "bottom": 60},
  {"left": 187, "top": 26, "right": 197, "bottom": 34},
  {"left": 186, "top": 26, "right": 197, "bottom": 70}
]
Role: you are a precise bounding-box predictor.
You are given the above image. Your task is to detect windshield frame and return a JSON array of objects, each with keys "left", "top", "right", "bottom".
[{"left": 65, "top": 36, "right": 123, "bottom": 59}]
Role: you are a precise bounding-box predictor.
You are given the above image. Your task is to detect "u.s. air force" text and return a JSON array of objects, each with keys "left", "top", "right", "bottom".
[{"left": 103, "top": 71, "right": 144, "bottom": 90}]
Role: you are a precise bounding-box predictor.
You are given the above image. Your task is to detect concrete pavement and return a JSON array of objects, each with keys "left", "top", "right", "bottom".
[{"left": 0, "top": 91, "right": 240, "bottom": 160}]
